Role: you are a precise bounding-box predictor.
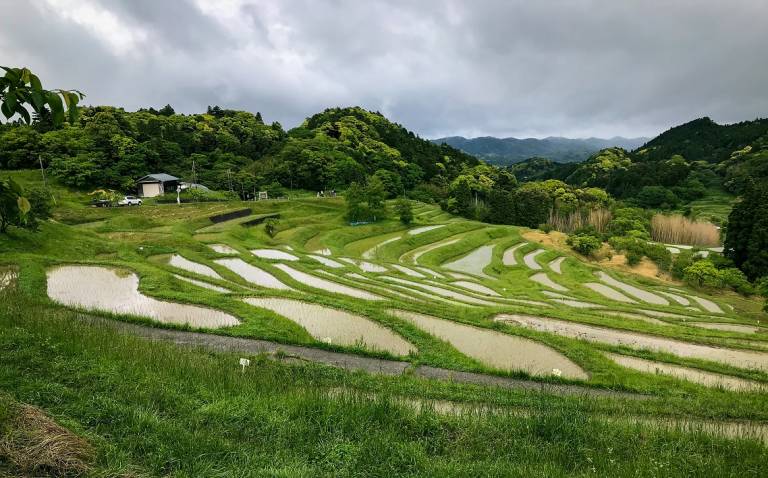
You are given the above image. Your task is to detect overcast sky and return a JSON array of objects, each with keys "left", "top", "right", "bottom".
[{"left": 2, "top": 0, "right": 767, "bottom": 139}]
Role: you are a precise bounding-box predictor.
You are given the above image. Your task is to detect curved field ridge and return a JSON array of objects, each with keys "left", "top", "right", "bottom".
[
  {"left": 251, "top": 249, "right": 299, "bottom": 261},
  {"left": 415, "top": 266, "right": 445, "bottom": 278},
  {"left": 548, "top": 257, "right": 565, "bottom": 274},
  {"left": 530, "top": 272, "right": 568, "bottom": 292},
  {"left": 450, "top": 280, "right": 501, "bottom": 296},
  {"left": 584, "top": 283, "right": 636, "bottom": 303},
  {"left": 173, "top": 274, "right": 230, "bottom": 293},
  {"left": 307, "top": 255, "right": 344, "bottom": 268},
  {"left": 407, "top": 224, "right": 446, "bottom": 235},
  {"left": 441, "top": 245, "right": 494, "bottom": 278},
  {"left": 47, "top": 265, "right": 239, "bottom": 328},
  {"left": 362, "top": 236, "right": 402, "bottom": 259},
  {"left": 596, "top": 272, "right": 669, "bottom": 305},
  {"left": 496, "top": 314, "right": 768, "bottom": 371},
  {"left": 391, "top": 264, "right": 425, "bottom": 278},
  {"left": 606, "top": 353, "right": 765, "bottom": 392},
  {"left": 381, "top": 276, "right": 497, "bottom": 306},
  {"left": 688, "top": 295, "right": 724, "bottom": 314},
  {"left": 169, "top": 254, "right": 221, "bottom": 279},
  {"left": 502, "top": 242, "right": 527, "bottom": 266},
  {"left": 245, "top": 298, "right": 415, "bottom": 356},
  {"left": 214, "top": 258, "right": 293, "bottom": 291},
  {"left": 689, "top": 322, "right": 761, "bottom": 334},
  {"left": 657, "top": 291, "right": 691, "bottom": 306},
  {"left": 522, "top": 249, "right": 546, "bottom": 270},
  {"left": 274, "top": 264, "right": 383, "bottom": 301},
  {"left": 390, "top": 310, "right": 588, "bottom": 379},
  {"left": 339, "top": 258, "right": 388, "bottom": 273},
  {"left": 408, "top": 238, "right": 461, "bottom": 264}
]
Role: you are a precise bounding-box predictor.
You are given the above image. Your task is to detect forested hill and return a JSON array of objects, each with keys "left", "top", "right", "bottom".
[
  {"left": 513, "top": 117, "right": 768, "bottom": 205},
  {"left": 431, "top": 135, "right": 648, "bottom": 165},
  {"left": 256, "top": 107, "right": 479, "bottom": 192},
  {"left": 0, "top": 105, "right": 478, "bottom": 195}
]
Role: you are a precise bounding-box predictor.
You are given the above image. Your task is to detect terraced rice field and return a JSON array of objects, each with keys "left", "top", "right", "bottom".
[{"left": 30, "top": 197, "right": 768, "bottom": 412}]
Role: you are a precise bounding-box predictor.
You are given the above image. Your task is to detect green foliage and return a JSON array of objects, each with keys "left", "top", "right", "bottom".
[
  {"left": 634, "top": 186, "right": 679, "bottom": 209},
  {"left": 683, "top": 259, "right": 753, "bottom": 293},
  {"left": 567, "top": 233, "right": 602, "bottom": 256},
  {"left": 264, "top": 218, "right": 279, "bottom": 238},
  {"left": 394, "top": 198, "right": 413, "bottom": 225},
  {"left": 725, "top": 180, "right": 768, "bottom": 280},
  {"left": 0, "top": 66, "right": 83, "bottom": 126},
  {"left": 609, "top": 235, "right": 672, "bottom": 271},
  {"left": 0, "top": 177, "right": 34, "bottom": 232}
]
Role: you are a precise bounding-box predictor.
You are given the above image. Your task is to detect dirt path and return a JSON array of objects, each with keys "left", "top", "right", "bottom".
[{"left": 81, "top": 315, "right": 642, "bottom": 399}]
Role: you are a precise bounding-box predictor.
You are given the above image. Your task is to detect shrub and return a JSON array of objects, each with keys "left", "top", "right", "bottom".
[
  {"left": 683, "top": 259, "right": 754, "bottom": 294},
  {"left": 635, "top": 186, "right": 679, "bottom": 209},
  {"left": 264, "top": 218, "right": 279, "bottom": 238},
  {"left": 625, "top": 250, "right": 642, "bottom": 266},
  {"left": 567, "top": 234, "right": 602, "bottom": 256},
  {"left": 394, "top": 199, "right": 413, "bottom": 225}
]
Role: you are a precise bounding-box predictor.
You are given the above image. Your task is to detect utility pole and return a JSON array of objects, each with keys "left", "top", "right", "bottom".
[{"left": 227, "top": 169, "right": 233, "bottom": 193}]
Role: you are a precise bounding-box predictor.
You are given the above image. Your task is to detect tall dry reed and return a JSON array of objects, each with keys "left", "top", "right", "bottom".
[
  {"left": 650, "top": 214, "right": 720, "bottom": 246},
  {"left": 548, "top": 208, "right": 612, "bottom": 234}
]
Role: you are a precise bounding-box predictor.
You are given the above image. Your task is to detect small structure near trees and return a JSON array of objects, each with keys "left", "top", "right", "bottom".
[{"left": 136, "top": 174, "right": 180, "bottom": 198}]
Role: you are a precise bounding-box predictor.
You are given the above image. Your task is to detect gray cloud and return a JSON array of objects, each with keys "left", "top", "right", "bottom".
[{"left": 1, "top": 0, "right": 766, "bottom": 138}]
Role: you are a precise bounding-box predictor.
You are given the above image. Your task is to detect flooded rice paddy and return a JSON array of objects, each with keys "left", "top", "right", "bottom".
[
  {"left": 244, "top": 297, "right": 415, "bottom": 355},
  {"left": 450, "top": 280, "right": 500, "bottom": 296},
  {"left": 213, "top": 258, "right": 293, "bottom": 290},
  {"left": 596, "top": 272, "right": 668, "bottom": 305},
  {"left": 606, "top": 353, "right": 765, "bottom": 391},
  {"left": 415, "top": 266, "right": 445, "bottom": 278},
  {"left": 169, "top": 254, "right": 222, "bottom": 279},
  {"left": 584, "top": 283, "right": 636, "bottom": 303},
  {"left": 389, "top": 310, "right": 587, "bottom": 379},
  {"left": 274, "top": 264, "right": 383, "bottom": 301},
  {"left": 47, "top": 265, "right": 239, "bottom": 328},
  {"left": 382, "top": 276, "right": 497, "bottom": 306},
  {"left": 548, "top": 257, "right": 565, "bottom": 274},
  {"left": 689, "top": 322, "right": 762, "bottom": 334},
  {"left": 408, "top": 225, "right": 445, "bottom": 235},
  {"left": 496, "top": 314, "right": 768, "bottom": 371},
  {"left": 207, "top": 244, "right": 239, "bottom": 254},
  {"left": 307, "top": 254, "right": 344, "bottom": 268},
  {"left": 391, "top": 264, "right": 425, "bottom": 278},
  {"left": 251, "top": 249, "right": 299, "bottom": 261},
  {"left": 441, "top": 245, "right": 494, "bottom": 278},
  {"left": 530, "top": 272, "right": 568, "bottom": 291},
  {"left": 522, "top": 249, "right": 546, "bottom": 270},
  {"left": 502, "top": 242, "right": 527, "bottom": 266},
  {"left": 339, "top": 258, "right": 388, "bottom": 273}
]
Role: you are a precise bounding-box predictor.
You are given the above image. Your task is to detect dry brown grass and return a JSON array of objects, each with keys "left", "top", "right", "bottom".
[
  {"left": 548, "top": 208, "right": 612, "bottom": 234},
  {"left": 650, "top": 214, "right": 721, "bottom": 247},
  {"left": 0, "top": 402, "right": 93, "bottom": 477}
]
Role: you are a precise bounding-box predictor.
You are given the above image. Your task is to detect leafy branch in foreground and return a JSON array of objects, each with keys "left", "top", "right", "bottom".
[{"left": 0, "top": 66, "right": 84, "bottom": 126}]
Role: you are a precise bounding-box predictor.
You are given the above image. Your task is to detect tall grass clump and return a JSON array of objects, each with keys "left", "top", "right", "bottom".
[
  {"left": 650, "top": 214, "right": 720, "bottom": 246},
  {"left": 548, "top": 208, "right": 612, "bottom": 234}
]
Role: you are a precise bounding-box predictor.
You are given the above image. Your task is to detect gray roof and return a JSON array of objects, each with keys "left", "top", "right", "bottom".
[{"left": 137, "top": 173, "right": 179, "bottom": 183}]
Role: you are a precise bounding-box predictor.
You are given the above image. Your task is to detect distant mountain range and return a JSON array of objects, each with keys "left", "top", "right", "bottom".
[{"left": 431, "top": 135, "right": 650, "bottom": 165}]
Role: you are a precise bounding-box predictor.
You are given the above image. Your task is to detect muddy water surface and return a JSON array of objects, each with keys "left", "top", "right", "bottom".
[
  {"left": 274, "top": 264, "right": 383, "bottom": 301},
  {"left": 208, "top": 244, "right": 239, "bottom": 254},
  {"left": 530, "top": 272, "right": 568, "bottom": 291},
  {"left": 169, "top": 254, "right": 222, "bottom": 279},
  {"left": 496, "top": 314, "right": 768, "bottom": 371},
  {"left": 689, "top": 322, "right": 762, "bottom": 334},
  {"left": 606, "top": 352, "right": 765, "bottom": 391},
  {"left": 382, "top": 276, "right": 497, "bottom": 306},
  {"left": 173, "top": 274, "right": 230, "bottom": 293},
  {"left": 596, "top": 272, "right": 668, "bottom": 305},
  {"left": 584, "top": 283, "right": 636, "bottom": 303},
  {"left": 502, "top": 242, "right": 527, "bottom": 266},
  {"left": 450, "top": 280, "right": 500, "bottom": 296},
  {"left": 390, "top": 310, "right": 587, "bottom": 379},
  {"left": 442, "top": 245, "right": 494, "bottom": 278},
  {"left": 214, "top": 258, "right": 293, "bottom": 290},
  {"left": 245, "top": 298, "right": 415, "bottom": 355},
  {"left": 251, "top": 249, "right": 299, "bottom": 261},
  {"left": 47, "top": 265, "right": 239, "bottom": 328}
]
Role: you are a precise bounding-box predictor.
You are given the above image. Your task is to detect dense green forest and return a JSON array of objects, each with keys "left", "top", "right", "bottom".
[
  {"left": 510, "top": 117, "right": 768, "bottom": 206},
  {"left": 0, "top": 105, "right": 478, "bottom": 197}
]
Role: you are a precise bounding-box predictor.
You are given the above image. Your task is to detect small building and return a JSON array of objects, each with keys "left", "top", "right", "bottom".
[{"left": 136, "top": 173, "right": 180, "bottom": 198}]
